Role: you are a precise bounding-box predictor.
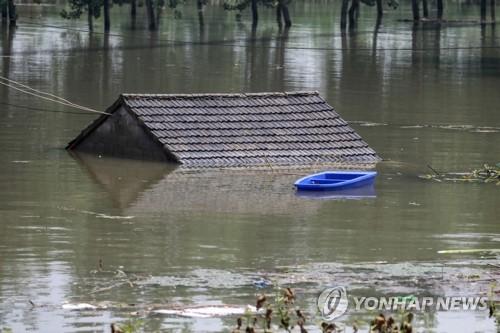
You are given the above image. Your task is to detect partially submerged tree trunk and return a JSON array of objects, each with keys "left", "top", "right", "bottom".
[
  {"left": 156, "top": 1, "right": 162, "bottom": 28},
  {"left": 1, "top": 2, "right": 7, "bottom": 20},
  {"left": 276, "top": 1, "right": 291, "bottom": 28},
  {"left": 348, "top": 0, "right": 359, "bottom": 28},
  {"left": 87, "top": 2, "right": 93, "bottom": 31},
  {"left": 145, "top": 0, "right": 156, "bottom": 30},
  {"left": 103, "top": 0, "right": 110, "bottom": 31},
  {"left": 375, "top": 11, "right": 382, "bottom": 31},
  {"left": 422, "top": 0, "right": 429, "bottom": 18},
  {"left": 7, "top": 0, "right": 15, "bottom": 27},
  {"left": 280, "top": 0, "right": 291, "bottom": 27},
  {"left": 251, "top": 0, "right": 258, "bottom": 27},
  {"left": 276, "top": 4, "right": 282, "bottom": 27},
  {"left": 130, "top": 0, "right": 136, "bottom": 19},
  {"left": 376, "top": 0, "right": 383, "bottom": 18},
  {"left": 437, "top": 0, "right": 443, "bottom": 20},
  {"left": 197, "top": 0, "right": 204, "bottom": 27},
  {"left": 480, "top": 0, "right": 487, "bottom": 22},
  {"left": 340, "top": 0, "right": 349, "bottom": 31},
  {"left": 491, "top": 0, "right": 496, "bottom": 22},
  {"left": 411, "top": 0, "right": 420, "bottom": 21}
]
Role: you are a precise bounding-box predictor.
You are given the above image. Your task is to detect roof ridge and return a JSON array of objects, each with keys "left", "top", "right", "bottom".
[{"left": 121, "top": 91, "right": 319, "bottom": 100}]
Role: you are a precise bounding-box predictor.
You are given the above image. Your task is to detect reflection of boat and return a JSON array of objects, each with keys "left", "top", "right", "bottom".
[
  {"left": 294, "top": 171, "right": 377, "bottom": 191},
  {"left": 296, "top": 185, "right": 376, "bottom": 200}
]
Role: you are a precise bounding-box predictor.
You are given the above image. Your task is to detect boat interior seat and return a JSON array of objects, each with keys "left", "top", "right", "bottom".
[{"left": 310, "top": 179, "right": 344, "bottom": 184}]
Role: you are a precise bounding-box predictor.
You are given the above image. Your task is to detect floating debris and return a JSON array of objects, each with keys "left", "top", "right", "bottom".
[
  {"left": 62, "top": 302, "right": 98, "bottom": 310},
  {"left": 438, "top": 249, "right": 500, "bottom": 254},
  {"left": 419, "top": 164, "right": 500, "bottom": 185},
  {"left": 58, "top": 206, "right": 135, "bottom": 220},
  {"left": 357, "top": 122, "right": 388, "bottom": 127},
  {"left": 253, "top": 278, "right": 273, "bottom": 289},
  {"left": 95, "top": 214, "right": 135, "bottom": 220},
  {"left": 398, "top": 123, "right": 500, "bottom": 133},
  {"left": 153, "top": 305, "right": 259, "bottom": 318}
]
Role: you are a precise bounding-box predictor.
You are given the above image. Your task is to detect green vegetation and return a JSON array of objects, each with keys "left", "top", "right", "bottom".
[
  {"left": 0, "top": 0, "right": 497, "bottom": 33},
  {"left": 111, "top": 319, "right": 144, "bottom": 333},
  {"left": 231, "top": 287, "right": 303, "bottom": 332},
  {"left": 227, "top": 288, "right": 417, "bottom": 333},
  {"left": 367, "top": 312, "right": 414, "bottom": 333},
  {"left": 60, "top": 0, "right": 103, "bottom": 31},
  {"left": 223, "top": 0, "right": 291, "bottom": 28}
]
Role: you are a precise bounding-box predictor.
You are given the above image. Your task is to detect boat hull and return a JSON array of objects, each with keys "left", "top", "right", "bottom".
[
  {"left": 295, "top": 185, "right": 376, "bottom": 199},
  {"left": 294, "top": 171, "right": 377, "bottom": 191}
]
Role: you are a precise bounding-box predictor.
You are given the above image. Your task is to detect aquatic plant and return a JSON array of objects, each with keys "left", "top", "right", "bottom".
[
  {"left": 231, "top": 287, "right": 305, "bottom": 333},
  {"left": 228, "top": 288, "right": 418, "bottom": 333},
  {"left": 368, "top": 312, "right": 413, "bottom": 333},
  {"left": 488, "top": 282, "right": 500, "bottom": 324},
  {"left": 110, "top": 319, "right": 144, "bottom": 333}
]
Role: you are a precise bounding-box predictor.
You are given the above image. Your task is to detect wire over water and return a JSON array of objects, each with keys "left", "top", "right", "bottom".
[
  {"left": 0, "top": 75, "right": 110, "bottom": 115},
  {"left": 0, "top": 101, "right": 96, "bottom": 115}
]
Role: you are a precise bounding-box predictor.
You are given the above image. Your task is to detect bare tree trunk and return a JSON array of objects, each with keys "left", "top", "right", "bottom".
[
  {"left": 491, "top": 0, "right": 496, "bottom": 22},
  {"left": 480, "top": 0, "right": 487, "bottom": 22},
  {"left": 280, "top": 0, "right": 291, "bottom": 27},
  {"left": 87, "top": 2, "right": 93, "bottom": 31},
  {"left": 376, "top": 0, "right": 383, "bottom": 17},
  {"left": 251, "top": 0, "right": 258, "bottom": 27},
  {"left": 348, "top": 0, "right": 359, "bottom": 28},
  {"left": 411, "top": 0, "right": 420, "bottom": 21},
  {"left": 197, "top": 0, "right": 204, "bottom": 27},
  {"left": 340, "top": 0, "right": 349, "bottom": 31},
  {"left": 156, "top": 1, "right": 161, "bottom": 28},
  {"left": 145, "top": 0, "right": 156, "bottom": 30},
  {"left": 437, "top": 0, "right": 443, "bottom": 20},
  {"left": 1, "top": 2, "right": 7, "bottom": 20},
  {"left": 276, "top": 4, "right": 283, "bottom": 27},
  {"left": 422, "top": 0, "right": 429, "bottom": 18},
  {"left": 7, "top": 0, "right": 15, "bottom": 27},
  {"left": 103, "top": 0, "right": 110, "bottom": 31},
  {"left": 130, "top": 0, "right": 136, "bottom": 19}
]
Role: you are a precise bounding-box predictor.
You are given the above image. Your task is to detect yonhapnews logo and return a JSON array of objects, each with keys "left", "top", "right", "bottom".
[
  {"left": 317, "top": 286, "right": 349, "bottom": 321},
  {"left": 317, "top": 286, "right": 489, "bottom": 321}
]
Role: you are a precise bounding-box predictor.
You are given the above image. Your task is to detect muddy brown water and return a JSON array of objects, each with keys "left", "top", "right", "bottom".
[{"left": 0, "top": 1, "right": 499, "bottom": 332}]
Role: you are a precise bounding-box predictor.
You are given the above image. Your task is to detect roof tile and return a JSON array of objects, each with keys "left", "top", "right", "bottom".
[{"left": 119, "top": 92, "right": 379, "bottom": 167}]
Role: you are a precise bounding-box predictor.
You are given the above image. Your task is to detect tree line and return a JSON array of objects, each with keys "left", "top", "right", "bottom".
[{"left": 0, "top": 0, "right": 497, "bottom": 32}]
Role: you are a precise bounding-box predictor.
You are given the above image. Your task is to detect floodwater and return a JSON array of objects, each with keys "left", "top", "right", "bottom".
[{"left": 0, "top": 1, "right": 499, "bottom": 332}]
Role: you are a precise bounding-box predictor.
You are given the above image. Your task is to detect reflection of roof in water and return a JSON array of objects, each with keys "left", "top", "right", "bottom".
[
  {"left": 73, "top": 152, "right": 377, "bottom": 216},
  {"left": 71, "top": 152, "right": 174, "bottom": 209}
]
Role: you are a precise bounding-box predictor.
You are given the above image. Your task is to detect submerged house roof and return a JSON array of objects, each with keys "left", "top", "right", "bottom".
[{"left": 67, "top": 92, "right": 380, "bottom": 168}]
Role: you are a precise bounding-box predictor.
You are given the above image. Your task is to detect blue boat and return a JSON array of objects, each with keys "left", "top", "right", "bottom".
[{"left": 294, "top": 170, "right": 377, "bottom": 191}]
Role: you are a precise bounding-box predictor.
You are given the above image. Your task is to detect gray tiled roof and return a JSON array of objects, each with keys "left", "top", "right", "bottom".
[{"left": 121, "top": 92, "right": 379, "bottom": 167}]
